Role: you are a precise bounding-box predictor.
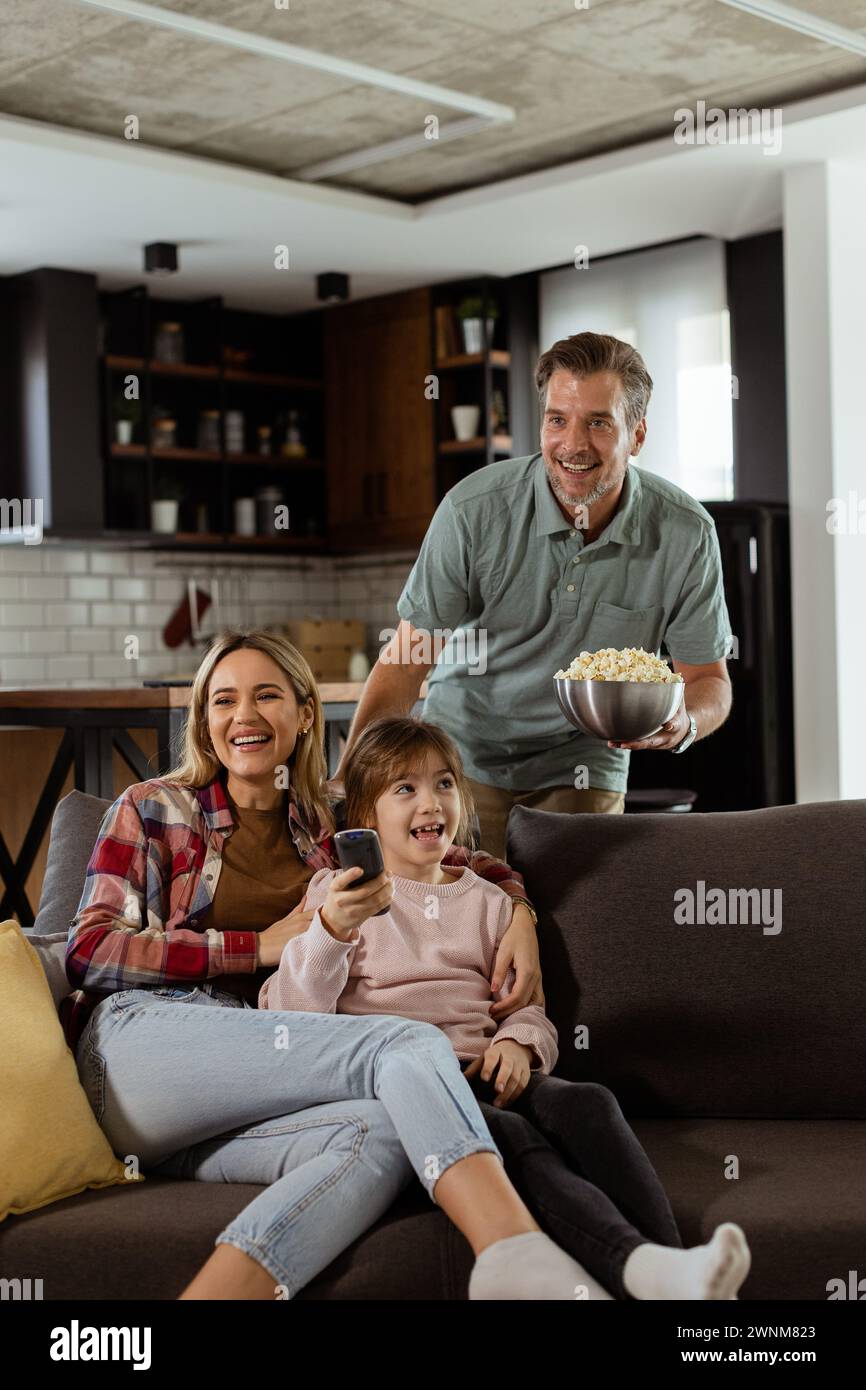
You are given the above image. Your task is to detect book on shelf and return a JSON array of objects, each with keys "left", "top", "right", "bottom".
[{"left": 434, "top": 305, "right": 461, "bottom": 361}]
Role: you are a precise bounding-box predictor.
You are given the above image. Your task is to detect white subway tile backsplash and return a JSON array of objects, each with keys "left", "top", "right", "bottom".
[
  {"left": 112, "top": 626, "right": 157, "bottom": 654},
  {"left": 44, "top": 550, "right": 88, "bottom": 573},
  {"left": 133, "top": 603, "right": 173, "bottom": 627},
  {"left": 135, "top": 654, "right": 181, "bottom": 677},
  {"left": 112, "top": 577, "right": 150, "bottom": 601},
  {"left": 91, "top": 602, "right": 133, "bottom": 625},
  {"left": 89, "top": 551, "right": 131, "bottom": 575},
  {"left": 20, "top": 576, "right": 66, "bottom": 599},
  {"left": 45, "top": 603, "right": 89, "bottom": 626},
  {"left": 0, "top": 657, "right": 47, "bottom": 682},
  {"left": 46, "top": 655, "right": 91, "bottom": 680},
  {"left": 69, "top": 628, "right": 112, "bottom": 654},
  {"left": 0, "top": 543, "right": 421, "bottom": 687},
  {"left": 23, "top": 629, "right": 69, "bottom": 654},
  {"left": 92, "top": 656, "right": 138, "bottom": 679},
  {"left": 154, "top": 578, "right": 183, "bottom": 601},
  {"left": 0, "top": 548, "right": 43, "bottom": 573},
  {"left": 69, "top": 576, "right": 111, "bottom": 601},
  {"left": 0, "top": 603, "right": 46, "bottom": 627}
]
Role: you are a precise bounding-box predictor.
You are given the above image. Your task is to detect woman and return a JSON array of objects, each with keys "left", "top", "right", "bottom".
[{"left": 64, "top": 628, "right": 596, "bottom": 1300}]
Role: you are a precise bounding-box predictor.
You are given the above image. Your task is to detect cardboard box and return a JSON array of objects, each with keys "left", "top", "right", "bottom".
[
  {"left": 283, "top": 619, "right": 366, "bottom": 651},
  {"left": 304, "top": 646, "right": 355, "bottom": 681}
]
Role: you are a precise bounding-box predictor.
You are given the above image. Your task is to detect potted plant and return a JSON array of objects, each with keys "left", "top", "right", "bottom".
[
  {"left": 151, "top": 475, "right": 185, "bottom": 535},
  {"left": 455, "top": 296, "right": 499, "bottom": 354},
  {"left": 113, "top": 390, "right": 142, "bottom": 446}
]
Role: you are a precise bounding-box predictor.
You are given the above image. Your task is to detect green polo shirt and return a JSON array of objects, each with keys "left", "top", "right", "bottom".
[{"left": 395, "top": 453, "right": 732, "bottom": 793}]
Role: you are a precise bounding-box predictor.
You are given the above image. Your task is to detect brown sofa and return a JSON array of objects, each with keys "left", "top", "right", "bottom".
[{"left": 3, "top": 791, "right": 864, "bottom": 1299}]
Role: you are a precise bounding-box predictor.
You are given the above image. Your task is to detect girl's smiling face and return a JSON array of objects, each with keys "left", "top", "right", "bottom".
[{"left": 371, "top": 750, "right": 463, "bottom": 879}]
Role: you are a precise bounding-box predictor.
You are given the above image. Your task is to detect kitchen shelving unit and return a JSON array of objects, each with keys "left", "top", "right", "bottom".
[{"left": 99, "top": 287, "right": 327, "bottom": 551}]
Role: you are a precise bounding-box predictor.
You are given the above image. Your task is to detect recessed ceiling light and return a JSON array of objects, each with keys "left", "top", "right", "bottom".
[
  {"left": 144, "top": 242, "right": 178, "bottom": 275},
  {"left": 316, "top": 273, "right": 350, "bottom": 304}
]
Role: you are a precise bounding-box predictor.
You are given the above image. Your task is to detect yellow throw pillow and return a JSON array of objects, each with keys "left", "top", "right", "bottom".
[{"left": 0, "top": 920, "right": 142, "bottom": 1220}]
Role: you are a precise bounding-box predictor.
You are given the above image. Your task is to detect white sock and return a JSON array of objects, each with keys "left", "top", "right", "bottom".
[
  {"left": 622, "top": 1223, "right": 751, "bottom": 1300},
  {"left": 469, "top": 1231, "right": 614, "bottom": 1301}
]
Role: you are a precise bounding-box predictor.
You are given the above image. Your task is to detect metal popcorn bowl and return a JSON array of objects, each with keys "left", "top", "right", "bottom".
[{"left": 554, "top": 676, "right": 684, "bottom": 742}]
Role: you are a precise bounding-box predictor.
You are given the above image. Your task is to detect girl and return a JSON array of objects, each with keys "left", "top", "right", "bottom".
[
  {"left": 260, "top": 714, "right": 752, "bottom": 1301},
  {"left": 67, "top": 628, "right": 602, "bottom": 1300}
]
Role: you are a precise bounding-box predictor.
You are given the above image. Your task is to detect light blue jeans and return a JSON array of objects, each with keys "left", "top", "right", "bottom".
[{"left": 75, "top": 982, "right": 502, "bottom": 1295}]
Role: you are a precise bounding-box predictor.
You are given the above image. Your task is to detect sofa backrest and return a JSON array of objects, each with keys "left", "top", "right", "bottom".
[
  {"left": 507, "top": 799, "right": 866, "bottom": 1119},
  {"left": 33, "top": 790, "right": 111, "bottom": 936}
]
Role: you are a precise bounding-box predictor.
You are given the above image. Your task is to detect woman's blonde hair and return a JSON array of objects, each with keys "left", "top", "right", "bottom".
[
  {"left": 166, "top": 628, "right": 335, "bottom": 840},
  {"left": 343, "top": 716, "right": 476, "bottom": 848}
]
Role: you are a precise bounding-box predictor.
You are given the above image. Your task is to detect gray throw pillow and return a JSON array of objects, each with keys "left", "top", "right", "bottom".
[
  {"left": 33, "top": 790, "right": 111, "bottom": 937},
  {"left": 22, "top": 930, "right": 70, "bottom": 1011}
]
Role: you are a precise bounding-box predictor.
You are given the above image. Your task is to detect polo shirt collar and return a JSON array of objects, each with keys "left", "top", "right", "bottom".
[{"left": 533, "top": 454, "right": 642, "bottom": 546}]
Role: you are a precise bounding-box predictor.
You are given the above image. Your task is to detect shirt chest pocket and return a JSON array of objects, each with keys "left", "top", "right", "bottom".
[{"left": 577, "top": 601, "right": 665, "bottom": 655}]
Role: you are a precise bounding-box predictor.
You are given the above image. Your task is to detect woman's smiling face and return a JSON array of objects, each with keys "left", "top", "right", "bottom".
[{"left": 206, "top": 647, "right": 312, "bottom": 795}]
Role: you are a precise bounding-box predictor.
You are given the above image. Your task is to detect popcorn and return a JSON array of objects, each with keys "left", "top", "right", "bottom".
[{"left": 555, "top": 646, "right": 683, "bottom": 683}]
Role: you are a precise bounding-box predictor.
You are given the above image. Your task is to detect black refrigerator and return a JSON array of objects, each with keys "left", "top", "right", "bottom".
[{"left": 625, "top": 502, "right": 795, "bottom": 812}]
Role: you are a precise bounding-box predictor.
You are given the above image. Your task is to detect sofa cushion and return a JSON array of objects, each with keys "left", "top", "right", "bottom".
[
  {"left": 0, "top": 1175, "right": 469, "bottom": 1300},
  {"left": 629, "top": 1117, "right": 866, "bottom": 1300},
  {"left": 507, "top": 799, "right": 866, "bottom": 1118},
  {"left": 0, "top": 919, "right": 139, "bottom": 1221},
  {"left": 32, "top": 790, "right": 110, "bottom": 936},
  {"left": 3, "top": 1120, "right": 860, "bottom": 1300}
]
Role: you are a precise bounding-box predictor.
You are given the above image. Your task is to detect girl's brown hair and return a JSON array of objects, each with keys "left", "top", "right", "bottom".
[
  {"left": 165, "top": 627, "right": 335, "bottom": 843},
  {"left": 344, "top": 716, "right": 476, "bottom": 848}
]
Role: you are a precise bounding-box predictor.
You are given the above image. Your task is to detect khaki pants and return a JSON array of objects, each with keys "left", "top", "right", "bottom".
[{"left": 465, "top": 776, "right": 625, "bottom": 862}]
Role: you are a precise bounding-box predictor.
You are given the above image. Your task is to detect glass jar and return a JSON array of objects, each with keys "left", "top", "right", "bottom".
[
  {"left": 281, "top": 409, "right": 306, "bottom": 459},
  {"left": 257, "top": 425, "right": 273, "bottom": 456},
  {"left": 197, "top": 410, "right": 221, "bottom": 452},
  {"left": 153, "top": 322, "right": 185, "bottom": 364},
  {"left": 152, "top": 417, "right": 177, "bottom": 450},
  {"left": 225, "top": 410, "right": 245, "bottom": 455}
]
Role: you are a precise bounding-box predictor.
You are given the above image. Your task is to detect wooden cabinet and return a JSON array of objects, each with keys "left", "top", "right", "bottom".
[{"left": 325, "top": 287, "right": 436, "bottom": 550}]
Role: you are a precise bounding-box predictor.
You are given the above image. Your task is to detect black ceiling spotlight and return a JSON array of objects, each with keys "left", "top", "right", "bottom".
[
  {"left": 144, "top": 242, "right": 179, "bottom": 275},
  {"left": 317, "top": 271, "right": 350, "bottom": 303}
]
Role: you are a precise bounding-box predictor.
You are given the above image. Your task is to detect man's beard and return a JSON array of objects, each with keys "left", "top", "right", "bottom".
[{"left": 544, "top": 457, "right": 625, "bottom": 517}]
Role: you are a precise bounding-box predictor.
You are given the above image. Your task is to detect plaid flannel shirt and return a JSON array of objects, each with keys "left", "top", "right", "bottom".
[{"left": 61, "top": 774, "right": 532, "bottom": 1057}]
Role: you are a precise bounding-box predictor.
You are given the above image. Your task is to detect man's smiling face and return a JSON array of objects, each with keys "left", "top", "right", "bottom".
[{"left": 540, "top": 369, "right": 646, "bottom": 523}]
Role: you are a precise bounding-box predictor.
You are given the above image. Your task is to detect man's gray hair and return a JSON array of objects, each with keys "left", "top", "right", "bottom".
[{"left": 535, "top": 332, "right": 653, "bottom": 432}]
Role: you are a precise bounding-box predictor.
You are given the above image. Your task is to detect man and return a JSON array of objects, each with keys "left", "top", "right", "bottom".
[{"left": 335, "top": 331, "right": 733, "bottom": 861}]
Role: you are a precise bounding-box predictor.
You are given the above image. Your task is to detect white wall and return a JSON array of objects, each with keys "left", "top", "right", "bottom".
[{"left": 783, "top": 161, "right": 866, "bottom": 802}]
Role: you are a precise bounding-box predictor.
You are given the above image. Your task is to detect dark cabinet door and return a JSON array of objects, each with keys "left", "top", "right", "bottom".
[{"left": 325, "top": 287, "right": 435, "bottom": 549}]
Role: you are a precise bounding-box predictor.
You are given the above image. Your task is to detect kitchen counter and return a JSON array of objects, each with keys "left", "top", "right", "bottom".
[{"left": 0, "top": 683, "right": 380, "bottom": 708}]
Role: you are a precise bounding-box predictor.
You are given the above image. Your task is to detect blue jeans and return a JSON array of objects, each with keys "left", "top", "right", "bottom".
[{"left": 75, "top": 983, "right": 502, "bottom": 1296}]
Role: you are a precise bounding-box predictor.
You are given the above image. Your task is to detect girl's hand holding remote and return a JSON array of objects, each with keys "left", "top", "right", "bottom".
[{"left": 319, "top": 866, "right": 393, "bottom": 941}]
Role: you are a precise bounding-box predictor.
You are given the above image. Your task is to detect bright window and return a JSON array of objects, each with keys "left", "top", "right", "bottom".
[{"left": 539, "top": 238, "right": 734, "bottom": 501}]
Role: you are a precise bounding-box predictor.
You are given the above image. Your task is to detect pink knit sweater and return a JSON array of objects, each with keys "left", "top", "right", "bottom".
[{"left": 258, "top": 865, "right": 558, "bottom": 1073}]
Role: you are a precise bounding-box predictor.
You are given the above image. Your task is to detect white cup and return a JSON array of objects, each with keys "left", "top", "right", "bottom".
[
  {"left": 451, "top": 405, "right": 481, "bottom": 441},
  {"left": 234, "top": 497, "right": 256, "bottom": 536},
  {"left": 151, "top": 499, "right": 179, "bottom": 534}
]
